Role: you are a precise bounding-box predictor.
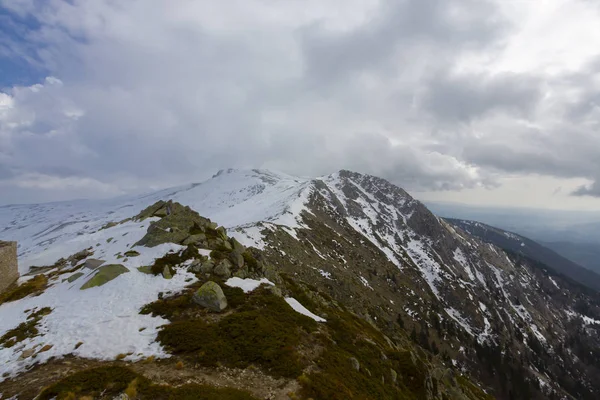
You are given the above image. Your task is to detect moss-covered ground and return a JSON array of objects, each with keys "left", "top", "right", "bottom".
[{"left": 0, "top": 275, "right": 48, "bottom": 306}]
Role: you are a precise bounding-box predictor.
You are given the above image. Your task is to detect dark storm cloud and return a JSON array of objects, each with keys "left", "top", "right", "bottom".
[{"left": 573, "top": 180, "right": 600, "bottom": 197}]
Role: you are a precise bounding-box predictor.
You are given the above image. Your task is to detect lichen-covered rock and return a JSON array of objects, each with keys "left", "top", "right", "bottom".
[
  {"left": 162, "top": 265, "right": 173, "bottom": 279},
  {"left": 80, "top": 264, "right": 129, "bottom": 290},
  {"left": 214, "top": 259, "right": 232, "bottom": 278},
  {"left": 192, "top": 281, "right": 227, "bottom": 312},
  {"left": 84, "top": 258, "right": 105, "bottom": 270},
  {"left": 137, "top": 265, "right": 153, "bottom": 274}
]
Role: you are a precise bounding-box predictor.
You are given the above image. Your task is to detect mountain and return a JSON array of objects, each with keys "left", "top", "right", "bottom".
[
  {"left": 445, "top": 218, "right": 600, "bottom": 292},
  {"left": 1, "top": 169, "right": 600, "bottom": 400},
  {"left": 541, "top": 241, "right": 600, "bottom": 276}
]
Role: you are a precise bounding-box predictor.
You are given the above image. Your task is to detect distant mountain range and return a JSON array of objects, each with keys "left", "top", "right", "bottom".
[
  {"left": 541, "top": 241, "right": 600, "bottom": 276},
  {"left": 446, "top": 218, "right": 600, "bottom": 292}
]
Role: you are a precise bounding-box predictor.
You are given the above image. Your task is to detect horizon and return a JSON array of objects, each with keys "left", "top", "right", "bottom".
[{"left": 3, "top": 167, "right": 600, "bottom": 219}]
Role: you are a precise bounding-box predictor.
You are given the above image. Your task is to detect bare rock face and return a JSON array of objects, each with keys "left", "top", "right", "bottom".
[{"left": 192, "top": 281, "right": 227, "bottom": 312}]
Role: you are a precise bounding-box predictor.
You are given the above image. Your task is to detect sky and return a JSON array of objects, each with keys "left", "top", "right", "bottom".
[{"left": 0, "top": 0, "right": 600, "bottom": 210}]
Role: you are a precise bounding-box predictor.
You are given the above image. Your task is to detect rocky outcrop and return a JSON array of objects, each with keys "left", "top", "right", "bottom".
[{"left": 134, "top": 201, "right": 216, "bottom": 248}]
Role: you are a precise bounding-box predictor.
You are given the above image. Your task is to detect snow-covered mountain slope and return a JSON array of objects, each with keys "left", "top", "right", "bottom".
[
  {"left": 0, "top": 169, "right": 311, "bottom": 272},
  {"left": 1, "top": 169, "right": 600, "bottom": 400},
  {"left": 446, "top": 218, "right": 600, "bottom": 292}
]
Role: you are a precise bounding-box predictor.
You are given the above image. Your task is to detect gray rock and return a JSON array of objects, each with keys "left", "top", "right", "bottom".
[
  {"left": 189, "top": 260, "right": 203, "bottom": 273},
  {"left": 231, "top": 237, "right": 245, "bottom": 254},
  {"left": 214, "top": 259, "right": 232, "bottom": 278},
  {"left": 230, "top": 251, "right": 244, "bottom": 269},
  {"left": 233, "top": 266, "right": 249, "bottom": 279},
  {"left": 349, "top": 357, "right": 360, "bottom": 371},
  {"left": 216, "top": 226, "right": 228, "bottom": 241},
  {"left": 200, "top": 260, "right": 215, "bottom": 274},
  {"left": 183, "top": 233, "right": 206, "bottom": 246},
  {"left": 390, "top": 368, "right": 397, "bottom": 384},
  {"left": 84, "top": 258, "right": 105, "bottom": 270},
  {"left": 193, "top": 281, "right": 227, "bottom": 312}
]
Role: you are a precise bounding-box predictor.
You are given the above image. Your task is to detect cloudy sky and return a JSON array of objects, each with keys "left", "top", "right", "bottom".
[{"left": 1, "top": 0, "right": 599, "bottom": 210}]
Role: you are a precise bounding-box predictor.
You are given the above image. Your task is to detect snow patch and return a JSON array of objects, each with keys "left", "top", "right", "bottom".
[
  {"left": 225, "top": 277, "right": 274, "bottom": 293},
  {"left": 284, "top": 298, "right": 326, "bottom": 322}
]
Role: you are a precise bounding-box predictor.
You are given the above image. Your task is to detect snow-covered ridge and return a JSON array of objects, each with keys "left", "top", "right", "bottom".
[{"left": 0, "top": 169, "right": 312, "bottom": 272}]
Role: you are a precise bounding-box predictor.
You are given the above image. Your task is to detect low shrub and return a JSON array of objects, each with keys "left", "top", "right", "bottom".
[{"left": 157, "top": 288, "right": 317, "bottom": 378}]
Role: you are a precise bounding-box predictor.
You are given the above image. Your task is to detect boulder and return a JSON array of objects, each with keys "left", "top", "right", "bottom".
[
  {"left": 192, "top": 281, "right": 227, "bottom": 312},
  {"left": 230, "top": 238, "right": 245, "bottom": 254},
  {"left": 230, "top": 251, "right": 244, "bottom": 269},
  {"left": 84, "top": 259, "right": 105, "bottom": 270},
  {"left": 189, "top": 260, "right": 202, "bottom": 273},
  {"left": 199, "top": 260, "right": 215, "bottom": 274},
  {"left": 80, "top": 264, "right": 129, "bottom": 290},
  {"left": 214, "top": 259, "right": 232, "bottom": 278},
  {"left": 162, "top": 265, "right": 173, "bottom": 279}
]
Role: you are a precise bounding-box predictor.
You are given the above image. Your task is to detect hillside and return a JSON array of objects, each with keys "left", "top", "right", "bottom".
[
  {"left": 541, "top": 240, "right": 600, "bottom": 276},
  {"left": 445, "top": 218, "right": 600, "bottom": 292},
  {"left": 1, "top": 169, "right": 599, "bottom": 399}
]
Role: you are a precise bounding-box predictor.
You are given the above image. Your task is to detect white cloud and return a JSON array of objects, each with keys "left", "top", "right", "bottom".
[{"left": 0, "top": 0, "right": 599, "bottom": 208}]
